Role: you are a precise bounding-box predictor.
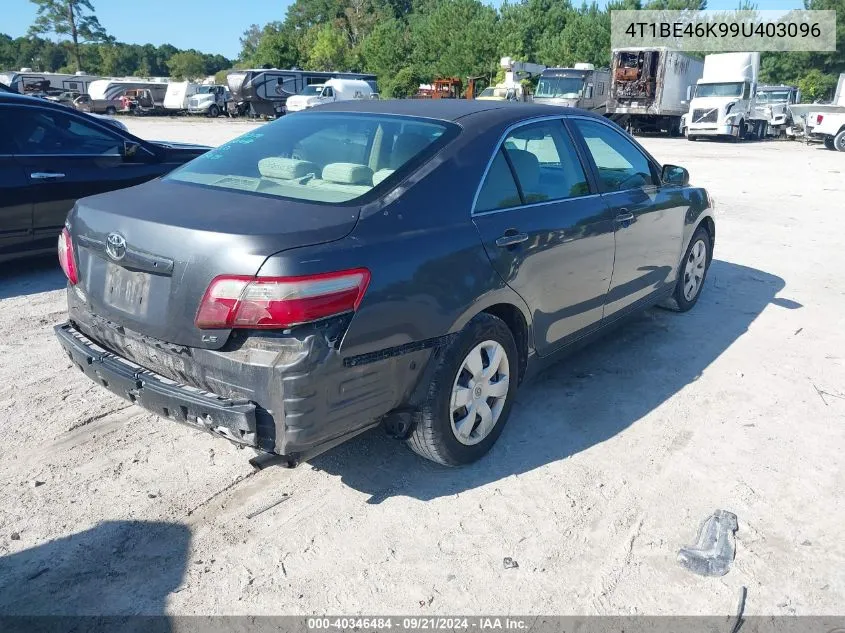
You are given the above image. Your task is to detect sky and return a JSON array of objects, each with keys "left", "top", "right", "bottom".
[{"left": 3, "top": 0, "right": 806, "bottom": 60}]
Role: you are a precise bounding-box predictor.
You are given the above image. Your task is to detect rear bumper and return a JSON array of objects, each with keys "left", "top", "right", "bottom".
[
  {"left": 56, "top": 323, "right": 261, "bottom": 447},
  {"left": 58, "top": 291, "right": 432, "bottom": 457}
]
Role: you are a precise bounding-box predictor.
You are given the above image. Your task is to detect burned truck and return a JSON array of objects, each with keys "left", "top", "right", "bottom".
[{"left": 607, "top": 47, "right": 703, "bottom": 135}]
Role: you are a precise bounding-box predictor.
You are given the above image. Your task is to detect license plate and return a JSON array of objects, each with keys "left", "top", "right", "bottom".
[{"left": 104, "top": 263, "right": 151, "bottom": 316}]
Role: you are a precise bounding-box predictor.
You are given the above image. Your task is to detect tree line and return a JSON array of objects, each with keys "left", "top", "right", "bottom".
[
  {"left": 2, "top": 0, "right": 842, "bottom": 101},
  {"left": 1, "top": 0, "right": 231, "bottom": 81},
  {"left": 237, "top": 0, "right": 844, "bottom": 100}
]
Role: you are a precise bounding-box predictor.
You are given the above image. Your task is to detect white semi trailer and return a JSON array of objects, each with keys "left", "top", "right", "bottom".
[{"left": 607, "top": 47, "right": 703, "bottom": 135}]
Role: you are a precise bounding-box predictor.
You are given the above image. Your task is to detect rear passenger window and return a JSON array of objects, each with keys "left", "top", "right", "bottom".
[
  {"left": 502, "top": 121, "right": 590, "bottom": 203},
  {"left": 476, "top": 149, "right": 521, "bottom": 212}
]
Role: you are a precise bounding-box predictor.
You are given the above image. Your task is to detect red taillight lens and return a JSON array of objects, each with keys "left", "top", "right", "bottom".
[
  {"left": 58, "top": 228, "right": 78, "bottom": 285},
  {"left": 195, "top": 268, "right": 371, "bottom": 330},
  {"left": 817, "top": 114, "right": 824, "bottom": 124}
]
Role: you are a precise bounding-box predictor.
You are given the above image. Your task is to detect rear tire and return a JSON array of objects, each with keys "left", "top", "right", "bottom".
[
  {"left": 407, "top": 313, "right": 518, "bottom": 466},
  {"left": 687, "top": 135, "right": 697, "bottom": 142},
  {"left": 824, "top": 137, "right": 836, "bottom": 150},
  {"left": 834, "top": 130, "right": 845, "bottom": 152},
  {"left": 672, "top": 226, "right": 711, "bottom": 312},
  {"left": 105, "top": 106, "right": 116, "bottom": 115}
]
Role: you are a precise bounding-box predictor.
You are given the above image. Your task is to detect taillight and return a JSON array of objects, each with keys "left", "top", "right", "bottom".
[
  {"left": 816, "top": 114, "right": 824, "bottom": 124},
  {"left": 58, "top": 227, "right": 78, "bottom": 285},
  {"left": 195, "top": 268, "right": 371, "bottom": 330}
]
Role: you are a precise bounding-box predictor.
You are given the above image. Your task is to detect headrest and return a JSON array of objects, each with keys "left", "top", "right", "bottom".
[
  {"left": 372, "top": 169, "right": 395, "bottom": 186},
  {"left": 258, "top": 157, "right": 318, "bottom": 180},
  {"left": 321, "top": 163, "right": 373, "bottom": 186},
  {"left": 391, "top": 133, "right": 431, "bottom": 168}
]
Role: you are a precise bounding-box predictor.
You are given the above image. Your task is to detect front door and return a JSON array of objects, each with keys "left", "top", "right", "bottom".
[
  {"left": 472, "top": 119, "right": 616, "bottom": 355},
  {"left": 3, "top": 104, "right": 158, "bottom": 252},
  {"left": 0, "top": 126, "right": 33, "bottom": 259},
  {"left": 569, "top": 117, "right": 686, "bottom": 318}
]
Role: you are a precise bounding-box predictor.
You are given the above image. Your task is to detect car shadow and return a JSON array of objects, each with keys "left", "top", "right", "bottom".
[
  {"left": 0, "top": 255, "right": 66, "bottom": 301},
  {"left": 311, "top": 259, "right": 793, "bottom": 503},
  {"left": 0, "top": 520, "right": 190, "bottom": 630}
]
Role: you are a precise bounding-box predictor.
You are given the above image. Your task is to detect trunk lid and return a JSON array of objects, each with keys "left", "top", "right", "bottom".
[{"left": 68, "top": 179, "right": 360, "bottom": 349}]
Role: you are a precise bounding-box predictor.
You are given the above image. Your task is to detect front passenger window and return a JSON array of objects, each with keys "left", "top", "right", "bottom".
[{"left": 572, "top": 119, "right": 655, "bottom": 192}]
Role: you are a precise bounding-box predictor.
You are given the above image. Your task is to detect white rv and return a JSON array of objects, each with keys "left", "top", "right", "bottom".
[
  {"left": 285, "top": 79, "right": 375, "bottom": 112},
  {"left": 88, "top": 78, "right": 170, "bottom": 104},
  {"left": 164, "top": 81, "right": 201, "bottom": 111},
  {"left": 686, "top": 52, "right": 768, "bottom": 141},
  {"left": 0, "top": 69, "right": 102, "bottom": 95}
]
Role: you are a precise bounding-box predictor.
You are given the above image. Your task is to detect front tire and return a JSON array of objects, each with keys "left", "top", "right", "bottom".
[
  {"left": 208, "top": 104, "right": 220, "bottom": 118},
  {"left": 673, "top": 226, "right": 712, "bottom": 312},
  {"left": 407, "top": 313, "right": 518, "bottom": 466}
]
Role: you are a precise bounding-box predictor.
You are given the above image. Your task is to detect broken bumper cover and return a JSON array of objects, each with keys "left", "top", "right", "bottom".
[{"left": 56, "top": 323, "right": 261, "bottom": 447}]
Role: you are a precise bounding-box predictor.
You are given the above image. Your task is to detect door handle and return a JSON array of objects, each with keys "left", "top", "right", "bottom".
[
  {"left": 496, "top": 232, "right": 529, "bottom": 248},
  {"left": 30, "top": 172, "right": 66, "bottom": 180},
  {"left": 615, "top": 209, "right": 635, "bottom": 223}
]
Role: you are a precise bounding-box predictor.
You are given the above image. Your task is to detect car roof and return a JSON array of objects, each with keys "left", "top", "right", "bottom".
[
  {"left": 305, "top": 98, "right": 606, "bottom": 125},
  {"left": 0, "top": 91, "right": 62, "bottom": 106}
]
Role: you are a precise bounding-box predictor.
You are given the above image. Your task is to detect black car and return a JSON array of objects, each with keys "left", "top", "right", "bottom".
[
  {"left": 0, "top": 92, "right": 210, "bottom": 262},
  {"left": 55, "top": 100, "right": 715, "bottom": 467}
]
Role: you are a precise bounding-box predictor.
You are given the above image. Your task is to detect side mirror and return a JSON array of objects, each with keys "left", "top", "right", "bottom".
[
  {"left": 687, "top": 85, "right": 693, "bottom": 101},
  {"left": 662, "top": 164, "right": 689, "bottom": 186},
  {"left": 122, "top": 140, "right": 141, "bottom": 160},
  {"left": 585, "top": 85, "right": 594, "bottom": 99}
]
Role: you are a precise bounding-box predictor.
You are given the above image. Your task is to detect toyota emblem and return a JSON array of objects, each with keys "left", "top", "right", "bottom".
[{"left": 106, "top": 232, "right": 126, "bottom": 261}]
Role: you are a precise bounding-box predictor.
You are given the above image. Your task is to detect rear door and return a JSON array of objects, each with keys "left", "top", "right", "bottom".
[
  {"left": 4, "top": 104, "right": 164, "bottom": 252},
  {"left": 568, "top": 117, "right": 686, "bottom": 318},
  {"left": 0, "top": 112, "right": 33, "bottom": 259},
  {"left": 472, "top": 118, "right": 616, "bottom": 355}
]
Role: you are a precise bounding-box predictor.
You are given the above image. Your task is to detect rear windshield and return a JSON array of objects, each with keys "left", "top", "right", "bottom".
[{"left": 166, "top": 113, "right": 457, "bottom": 204}]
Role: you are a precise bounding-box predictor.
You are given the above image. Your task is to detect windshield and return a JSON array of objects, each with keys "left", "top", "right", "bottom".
[
  {"left": 167, "top": 113, "right": 457, "bottom": 204},
  {"left": 696, "top": 82, "right": 744, "bottom": 98},
  {"left": 756, "top": 90, "right": 791, "bottom": 103},
  {"left": 197, "top": 86, "right": 214, "bottom": 94},
  {"left": 536, "top": 76, "right": 584, "bottom": 98},
  {"left": 300, "top": 85, "right": 324, "bottom": 96}
]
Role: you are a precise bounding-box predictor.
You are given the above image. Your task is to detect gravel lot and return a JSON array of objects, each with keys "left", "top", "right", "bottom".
[{"left": 1, "top": 116, "right": 843, "bottom": 616}]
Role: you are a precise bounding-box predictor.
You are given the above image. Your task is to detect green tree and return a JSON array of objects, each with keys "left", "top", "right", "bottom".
[
  {"left": 360, "top": 18, "right": 410, "bottom": 93},
  {"left": 797, "top": 68, "right": 839, "bottom": 101},
  {"left": 27, "top": 0, "right": 108, "bottom": 72},
  {"left": 167, "top": 51, "right": 207, "bottom": 80},
  {"left": 305, "top": 23, "right": 354, "bottom": 70}
]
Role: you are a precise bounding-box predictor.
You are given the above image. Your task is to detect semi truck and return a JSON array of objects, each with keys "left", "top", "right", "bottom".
[
  {"left": 686, "top": 52, "right": 769, "bottom": 142},
  {"left": 533, "top": 63, "right": 610, "bottom": 112},
  {"left": 607, "top": 47, "right": 703, "bottom": 135},
  {"left": 753, "top": 85, "right": 800, "bottom": 137}
]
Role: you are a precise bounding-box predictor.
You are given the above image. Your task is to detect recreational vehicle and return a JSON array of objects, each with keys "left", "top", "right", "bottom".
[
  {"left": 226, "top": 68, "right": 378, "bottom": 117},
  {"left": 87, "top": 78, "right": 170, "bottom": 104},
  {"left": 0, "top": 69, "right": 102, "bottom": 95},
  {"left": 164, "top": 81, "right": 201, "bottom": 111}
]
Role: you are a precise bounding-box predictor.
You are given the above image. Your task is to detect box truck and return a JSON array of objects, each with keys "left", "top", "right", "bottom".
[{"left": 607, "top": 47, "right": 703, "bottom": 135}]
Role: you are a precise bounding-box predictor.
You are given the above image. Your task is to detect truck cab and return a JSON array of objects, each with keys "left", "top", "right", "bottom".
[
  {"left": 687, "top": 52, "right": 762, "bottom": 141},
  {"left": 534, "top": 64, "right": 610, "bottom": 111}
]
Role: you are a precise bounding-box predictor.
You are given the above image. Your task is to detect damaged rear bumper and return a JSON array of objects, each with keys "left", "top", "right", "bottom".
[
  {"left": 56, "top": 292, "right": 435, "bottom": 458},
  {"left": 56, "top": 323, "right": 261, "bottom": 447}
]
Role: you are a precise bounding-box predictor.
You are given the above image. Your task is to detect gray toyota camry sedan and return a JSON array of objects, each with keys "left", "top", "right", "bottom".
[{"left": 55, "top": 100, "right": 715, "bottom": 467}]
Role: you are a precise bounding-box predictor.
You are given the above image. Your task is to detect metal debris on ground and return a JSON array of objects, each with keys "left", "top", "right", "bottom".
[
  {"left": 246, "top": 493, "right": 291, "bottom": 519},
  {"left": 503, "top": 557, "right": 519, "bottom": 569},
  {"left": 677, "top": 509, "right": 738, "bottom": 577}
]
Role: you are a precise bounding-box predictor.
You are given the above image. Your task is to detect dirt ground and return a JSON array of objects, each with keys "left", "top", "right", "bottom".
[{"left": 0, "top": 116, "right": 843, "bottom": 617}]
